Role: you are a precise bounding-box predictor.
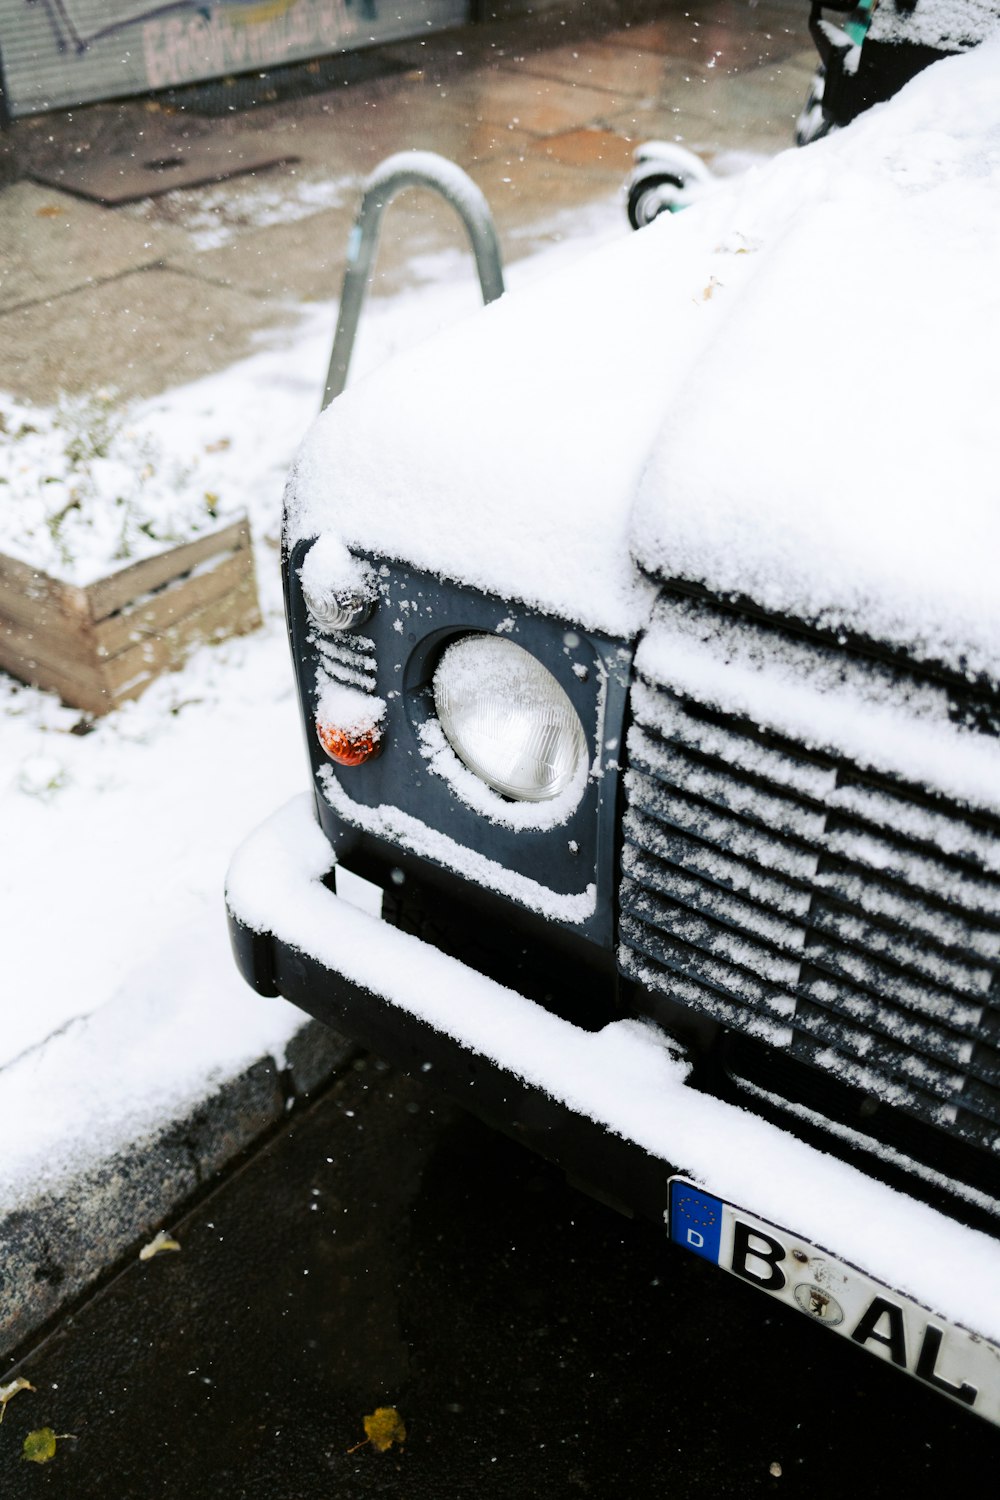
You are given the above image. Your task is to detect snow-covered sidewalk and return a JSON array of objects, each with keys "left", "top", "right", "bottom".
[{"left": 0, "top": 206, "right": 627, "bottom": 1357}]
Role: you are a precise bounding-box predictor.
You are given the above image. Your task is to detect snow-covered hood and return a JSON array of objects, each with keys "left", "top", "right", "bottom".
[{"left": 288, "top": 36, "right": 1000, "bottom": 676}]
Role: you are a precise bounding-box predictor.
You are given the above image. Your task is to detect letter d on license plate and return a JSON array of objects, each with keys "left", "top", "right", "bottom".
[{"left": 668, "top": 1177, "right": 1000, "bottom": 1425}]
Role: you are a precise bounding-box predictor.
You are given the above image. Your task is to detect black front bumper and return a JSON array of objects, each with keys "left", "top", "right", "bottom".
[
  {"left": 226, "top": 794, "right": 676, "bottom": 1224},
  {"left": 225, "top": 793, "right": 1000, "bottom": 1409}
]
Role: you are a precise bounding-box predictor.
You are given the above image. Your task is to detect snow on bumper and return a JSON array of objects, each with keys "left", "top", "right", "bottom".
[{"left": 226, "top": 794, "right": 1000, "bottom": 1355}]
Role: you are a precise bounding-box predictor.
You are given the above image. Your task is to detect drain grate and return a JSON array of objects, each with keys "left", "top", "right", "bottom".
[{"left": 28, "top": 135, "right": 299, "bottom": 205}]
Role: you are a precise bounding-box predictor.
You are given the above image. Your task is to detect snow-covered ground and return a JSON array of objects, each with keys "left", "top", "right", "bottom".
[{"left": 0, "top": 193, "right": 629, "bottom": 1204}]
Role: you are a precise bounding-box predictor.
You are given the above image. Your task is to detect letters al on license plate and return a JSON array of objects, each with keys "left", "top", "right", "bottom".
[{"left": 668, "top": 1177, "right": 1000, "bottom": 1426}]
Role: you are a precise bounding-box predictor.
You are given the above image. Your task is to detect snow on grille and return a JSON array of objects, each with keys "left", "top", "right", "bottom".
[
  {"left": 619, "top": 593, "right": 1000, "bottom": 1153},
  {"left": 314, "top": 633, "right": 378, "bottom": 694}
]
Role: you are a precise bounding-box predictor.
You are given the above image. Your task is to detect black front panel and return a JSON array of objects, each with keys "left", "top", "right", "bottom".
[{"left": 286, "top": 540, "right": 633, "bottom": 950}]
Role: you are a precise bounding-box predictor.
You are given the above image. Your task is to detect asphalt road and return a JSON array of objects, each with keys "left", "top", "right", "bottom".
[{"left": 4, "top": 1058, "right": 1000, "bottom": 1498}]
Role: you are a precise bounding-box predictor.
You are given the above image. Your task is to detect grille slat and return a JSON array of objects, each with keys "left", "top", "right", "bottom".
[
  {"left": 315, "top": 635, "right": 378, "bottom": 692},
  {"left": 621, "top": 880, "right": 999, "bottom": 1095},
  {"left": 624, "top": 837, "right": 992, "bottom": 1006},
  {"left": 619, "top": 912, "right": 983, "bottom": 1125},
  {"left": 623, "top": 802, "right": 1000, "bottom": 964},
  {"left": 630, "top": 723, "right": 1000, "bottom": 920},
  {"left": 620, "top": 592, "right": 1000, "bottom": 1167}
]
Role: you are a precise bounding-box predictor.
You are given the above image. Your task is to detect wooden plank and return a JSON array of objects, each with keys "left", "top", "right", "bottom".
[
  {"left": 0, "top": 606, "right": 100, "bottom": 670},
  {"left": 99, "top": 575, "right": 261, "bottom": 700},
  {"left": 0, "top": 515, "right": 259, "bottom": 714},
  {"left": 84, "top": 517, "right": 250, "bottom": 623},
  {"left": 0, "top": 620, "right": 109, "bottom": 712},
  {"left": 0, "top": 551, "right": 94, "bottom": 634},
  {"left": 5, "top": 657, "right": 111, "bottom": 716},
  {"left": 0, "top": 547, "right": 98, "bottom": 670},
  {"left": 0, "top": 612, "right": 106, "bottom": 684},
  {"left": 92, "top": 549, "right": 255, "bottom": 660}
]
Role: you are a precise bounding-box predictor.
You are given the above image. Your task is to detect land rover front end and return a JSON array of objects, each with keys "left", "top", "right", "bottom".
[{"left": 227, "top": 40, "right": 1000, "bottom": 1424}]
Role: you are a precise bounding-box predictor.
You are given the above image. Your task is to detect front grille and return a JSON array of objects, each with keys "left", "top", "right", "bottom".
[
  {"left": 618, "top": 592, "right": 1000, "bottom": 1160},
  {"left": 314, "top": 632, "right": 378, "bottom": 693}
]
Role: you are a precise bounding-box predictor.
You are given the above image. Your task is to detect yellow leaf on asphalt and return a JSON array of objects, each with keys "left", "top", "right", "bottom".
[
  {"left": 0, "top": 1378, "right": 34, "bottom": 1423},
  {"left": 22, "top": 1428, "right": 58, "bottom": 1463},
  {"left": 139, "top": 1229, "right": 181, "bottom": 1261},
  {"left": 362, "top": 1406, "right": 407, "bottom": 1452}
]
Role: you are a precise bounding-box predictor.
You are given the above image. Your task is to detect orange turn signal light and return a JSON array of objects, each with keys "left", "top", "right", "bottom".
[{"left": 316, "top": 719, "right": 383, "bottom": 767}]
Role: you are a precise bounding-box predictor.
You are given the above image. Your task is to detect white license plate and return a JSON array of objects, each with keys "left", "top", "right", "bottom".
[{"left": 668, "top": 1176, "right": 1000, "bottom": 1425}]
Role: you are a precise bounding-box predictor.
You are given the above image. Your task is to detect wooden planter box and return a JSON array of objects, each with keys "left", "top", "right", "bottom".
[{"left": 0, "top": 516, "right": 261, "bottom": 716}]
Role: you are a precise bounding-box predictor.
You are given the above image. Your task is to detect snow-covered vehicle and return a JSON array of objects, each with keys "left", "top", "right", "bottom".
[{"left": 227, "top": 37, "right": 1000, "bottom": 1424}]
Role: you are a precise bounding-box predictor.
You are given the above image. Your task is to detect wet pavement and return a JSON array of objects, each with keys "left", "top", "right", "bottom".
[
  {"left": 2, "top": 0, "right": 814, "bottom": 404},
  {"left": 3, "top": 1060, "right": 999, "bottom": 1498}
]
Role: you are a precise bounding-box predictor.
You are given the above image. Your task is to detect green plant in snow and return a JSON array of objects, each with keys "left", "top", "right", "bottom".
[
  {"left": 0, "top": 389, "right": 230, "bottom": 579},
  {"left": 55, "top": 388, "right": 123, "bottom": 469}
]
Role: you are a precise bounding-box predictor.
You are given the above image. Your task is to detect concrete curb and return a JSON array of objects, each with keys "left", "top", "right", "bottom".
[{"left": 0, "top": 1020, "right": 354, "bottom": 1363}]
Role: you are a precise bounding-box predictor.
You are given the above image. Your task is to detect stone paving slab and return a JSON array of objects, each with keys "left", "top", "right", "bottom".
[
  {"left": 526, "top": 127, "right": 637, "bottom": 175},
  {"left": 165, "top": 140, "right": 625, "bottom": 307},
  {"left": 607, "top": 47, "right": 817, "bottom": 159},
  {"left": 237, "top": 111, "right": 537, "bottom": 185},
  {"left": 29, "top": 132, "right": 299, "bottom": 206},
  {"left": 167, "top": 200, "right": 364, "bottom": 303},
  {"left": 1, "top": 267, "right": 295, "bottom": 405},
  {"left": 506, "top": 38, "right": 689, "bottom": 98},
  {"left": 0, "top": 182, "right": 187, "bottom": 314},
  {"left": 434, "top": 70, "right": 627, "bottom": 137}
]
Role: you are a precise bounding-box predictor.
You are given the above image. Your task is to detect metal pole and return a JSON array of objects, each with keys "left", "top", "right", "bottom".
[{"left": 321, "top": 150, "right": 505, "bottom": 409}]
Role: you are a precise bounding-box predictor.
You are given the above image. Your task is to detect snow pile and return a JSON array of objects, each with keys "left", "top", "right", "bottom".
[
  {"left": 315, "top": 677, "right": 386, "bottom": 736},
  {"left": 0, "top": 389, "right": 245, "bottom": 584},
  {"left": 0, "top": 911, "right": 305, "bottom": 1204},
  {"left": 867, "top": 0, "right": 999, "bottom": 48},
  {"left": 298, "top": 531, "right": 373, "bottom": 613},
  {"left": 632, "top": 38, "right": 1000, "bottom": 682}
]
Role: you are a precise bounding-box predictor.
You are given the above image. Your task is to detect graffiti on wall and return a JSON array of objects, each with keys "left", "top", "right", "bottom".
[
  {"left": 3, "top": 0, "right": 464, "bottom": 115},
  {"left": 140, "top": 0, "right": 366, "bottom": 91},
  {"left": 25, "top": 0, "right": 364, "bottom": 88}
]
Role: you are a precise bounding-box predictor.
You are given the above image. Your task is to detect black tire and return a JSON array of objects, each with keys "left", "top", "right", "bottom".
[
  {"left": 794, "top": 67, "right": 836, "bottom": 147},
  {"left": 627, "top": 172, "right": 685, "bottom": 230}
]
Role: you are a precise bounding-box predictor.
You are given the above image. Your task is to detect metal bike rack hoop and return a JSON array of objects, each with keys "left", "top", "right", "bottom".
[{"left": 322, "top": 150, "right": 506, "bottom": 409}]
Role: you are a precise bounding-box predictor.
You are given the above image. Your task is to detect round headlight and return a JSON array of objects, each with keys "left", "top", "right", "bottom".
[{"left": 433, "top": 636, "right": 587, "bottom": 802}]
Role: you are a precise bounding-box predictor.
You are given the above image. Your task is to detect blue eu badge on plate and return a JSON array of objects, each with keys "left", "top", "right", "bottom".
[{"left": 669, "top": 1181, "right": 724, "bottom": 1262}]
